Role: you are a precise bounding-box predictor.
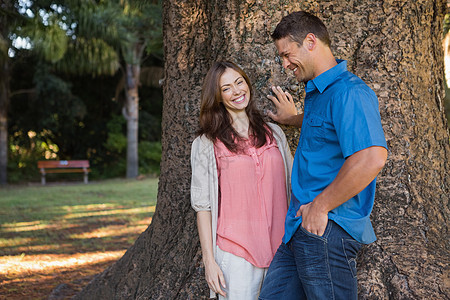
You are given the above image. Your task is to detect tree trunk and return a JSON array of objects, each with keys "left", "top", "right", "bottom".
[
  {"left": 0, "top": 0, "right": 12, "bottom": 185},
  {"left": 75, "top": 1, "right": 449, "bottom": 299},
  {"left": 0, "top": 60, "right": 8, "bottom": 186},
  {"left": 124, "top": 61, "right": 140, "bottom": 178}
]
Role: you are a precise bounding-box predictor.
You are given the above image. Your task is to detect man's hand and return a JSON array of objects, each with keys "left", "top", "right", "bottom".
[
  {"left": 296, "top": 201, "right": 328, "bottom": 236},
  {"left": 267, "top": 86, "right": 300, "bottom": 126},
  {"left": 204, "top": 258, "right": 227, "bottom": 297}
]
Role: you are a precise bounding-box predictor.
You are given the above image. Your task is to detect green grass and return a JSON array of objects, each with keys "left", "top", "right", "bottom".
[
  {"left": 0, "top": 177, "right": 159, "bottom": 299},
  {"left": 0, "top": 177, "right": 159, "bottom": 255}
]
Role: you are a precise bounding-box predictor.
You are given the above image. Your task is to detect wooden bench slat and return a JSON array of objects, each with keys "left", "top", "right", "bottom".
[
  {"left": 42, "top": 169, "right": 91, "bottom": 174},
  {"left": 37, "top": 160, "right": 90, "bottom": 185},
  {"left": 38, "top": 160, "right": 89, "bottom": 168}
]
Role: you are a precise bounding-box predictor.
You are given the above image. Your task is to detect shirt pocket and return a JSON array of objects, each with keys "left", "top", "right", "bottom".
[{"left": 301, "top": 114, "right": 326, "bottom": 151}]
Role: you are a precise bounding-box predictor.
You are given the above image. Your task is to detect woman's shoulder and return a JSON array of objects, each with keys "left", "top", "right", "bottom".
[
  {"left": 266, "top": 122, "right": 283, "bottom": 135},
  {"left": 192, "top": 134, "right": 214, "bottom": 149}
]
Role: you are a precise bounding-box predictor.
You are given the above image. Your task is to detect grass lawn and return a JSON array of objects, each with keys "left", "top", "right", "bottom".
[{"left": 0, "top": 177, "right": 158, "bottom": 300}]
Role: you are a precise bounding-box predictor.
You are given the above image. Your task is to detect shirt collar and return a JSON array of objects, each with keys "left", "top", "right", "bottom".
[{"left": 305, "top": 59, "right": 347, "bottom": 94}]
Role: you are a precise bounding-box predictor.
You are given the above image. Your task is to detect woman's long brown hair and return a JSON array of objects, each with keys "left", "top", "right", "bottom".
[{"left": 199, "top": 61, "right": 273, "bottom": 153}]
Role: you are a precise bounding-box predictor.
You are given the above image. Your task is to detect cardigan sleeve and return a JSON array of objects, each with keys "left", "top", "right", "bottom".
[
  {"left": 190, "top": 136, "right": 213, "bottom": 211},
  {"left": 268, "top": 123, "right": 293, "bottom": 204}
]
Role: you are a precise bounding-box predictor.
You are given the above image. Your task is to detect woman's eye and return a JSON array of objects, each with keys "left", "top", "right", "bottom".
[
  {"left": 222, "top": 88, "right": 229, "bottom": 92},
  {"left": 237, "top": 81, "right": 244, "bottom": 85}
]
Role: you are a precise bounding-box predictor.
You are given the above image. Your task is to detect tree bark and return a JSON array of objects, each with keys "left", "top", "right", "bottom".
[
  {"left": 0, "top": 60, "right": 8, "bottom": 186},
  {"left": 75, "top": 0, "right": 450, "bottom": 299},
  {"left": 124, "top": 62, "right": 140, "bottom": 178},
  {"left": 0, "top": 0, "right": 12, "bottom": 185},
  {"left": 124, "top": 42, "right": 146, "bottom": 178}
]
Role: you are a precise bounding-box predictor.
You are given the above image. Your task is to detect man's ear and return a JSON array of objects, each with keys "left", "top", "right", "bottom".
[{"left": 304, "top": 33, "right": 317, "bottom": 51}]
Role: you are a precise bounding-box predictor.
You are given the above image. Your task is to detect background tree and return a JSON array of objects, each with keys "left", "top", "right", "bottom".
[
  {"left": 46, "top": 0, "right": 162, "bottom": 178},
  {"left": 1, "top": 0, "right": 163, "bottom": 183},
  {"left": 0, "top": 0, "right": 17, "bottom": 185},
  {"left": 73, "top": 0, "right": 449, "bottom": 299},
  {"left": 70, "top": 0, "right": 162, "bottom": 178}
]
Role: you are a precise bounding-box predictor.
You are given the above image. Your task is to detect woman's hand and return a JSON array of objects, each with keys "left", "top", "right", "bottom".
[{"left": 204, "top": 258, "right": 227, "bottom": 297}]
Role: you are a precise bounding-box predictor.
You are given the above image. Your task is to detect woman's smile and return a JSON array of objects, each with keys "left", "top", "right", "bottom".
[{"left": 232, "top": 95, "right": 246, "bottom": 104}]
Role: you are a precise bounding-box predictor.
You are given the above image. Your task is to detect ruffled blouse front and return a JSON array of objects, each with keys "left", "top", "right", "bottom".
[{"left": 214, "top": 138, "right": 288, "bottom": 268}]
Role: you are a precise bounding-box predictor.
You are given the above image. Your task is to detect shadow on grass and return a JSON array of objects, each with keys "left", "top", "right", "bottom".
[
  {"left": 0, "top": 178, "right": 158, "bottom": 300},
  {"left": 0, "top": 252, "right": 122, "bottom": 300}
]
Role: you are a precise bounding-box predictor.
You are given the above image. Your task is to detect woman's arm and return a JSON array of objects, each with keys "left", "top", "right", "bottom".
[{"left": 197, "top": 211, "right": 227, "bottom": 297}]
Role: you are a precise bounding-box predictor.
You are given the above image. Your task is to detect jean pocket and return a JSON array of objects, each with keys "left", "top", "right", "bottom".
[
  {"left": 342, "top": 239, "right": 362, "bottom": 278},
  {"left": 299, "top": 223, "right": 329, "bottom": 241}
]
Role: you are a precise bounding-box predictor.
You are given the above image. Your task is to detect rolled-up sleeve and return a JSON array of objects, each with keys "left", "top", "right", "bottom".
[{"left": 191, "top": 137, "right": 213, "bottom": 211}]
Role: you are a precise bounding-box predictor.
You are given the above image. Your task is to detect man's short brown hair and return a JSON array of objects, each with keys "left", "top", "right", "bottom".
[{"left": 272, "top": 11, "right": 331, "bottom": 47}]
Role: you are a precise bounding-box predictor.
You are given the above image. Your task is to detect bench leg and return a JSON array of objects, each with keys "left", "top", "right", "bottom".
[
  {"left": 41, "top": 174, "right": 46, "bottom": 185},
  {"left": 84, "top": 172, "right": 88, "bottom": 184}
]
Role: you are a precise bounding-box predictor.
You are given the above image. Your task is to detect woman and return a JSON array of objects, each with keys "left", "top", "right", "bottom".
[{"left": 190, "top": 61, "right": 293, "bottom": 299}]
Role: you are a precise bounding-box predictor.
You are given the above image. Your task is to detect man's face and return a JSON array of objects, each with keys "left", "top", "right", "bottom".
[{"left": 275, "top": 37, "right": 313, "bottom": 83}]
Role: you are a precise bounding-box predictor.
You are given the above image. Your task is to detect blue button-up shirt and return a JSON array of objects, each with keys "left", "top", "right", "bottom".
[{"left": 283, "top": 60, "right": 387, "bottom": 244}]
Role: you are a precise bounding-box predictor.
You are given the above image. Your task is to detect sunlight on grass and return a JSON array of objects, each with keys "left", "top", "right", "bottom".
[
  {"left": 61, "top": 203, "right": 117, "bottom": 212},
  {"left": 3, "top": 220, "right": 42, "bottom": 227},
  {"left": 0, "top": 177, "right": 159, "bottom": 299},
  {"left": 13, "top": 243, "right": 73, "bottom": 253},
  {"left": 1, "top": 221, "right": 82, "bottom": 233},
  {"left": 69, "top": 219, "right": 152, "bottom": 239},
  {"left": 0, "top": 250, "right": 125, "bottom": 277},
  {"left": 2, "top": 222, "right": 52, "bottom": 232},
  {"left": 62, "top": 206, "right": 156, "bottom": 219},
  {"left": 0, "top": 237, "right": 36, "bottom": 247}
]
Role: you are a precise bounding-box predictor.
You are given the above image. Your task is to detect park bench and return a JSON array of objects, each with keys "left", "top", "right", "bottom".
[{"left": 37, "top": 160, "right": 90, "bottom": 185}]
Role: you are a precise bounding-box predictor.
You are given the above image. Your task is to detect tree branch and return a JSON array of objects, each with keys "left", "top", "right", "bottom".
[{"left": 10, "top": 89, "right": 36, "bottom": 98}]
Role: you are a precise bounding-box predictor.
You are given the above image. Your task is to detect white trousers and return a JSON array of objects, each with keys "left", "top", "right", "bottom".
[{"left": 216, "top": 246, "right": 267, "bottom": 300}]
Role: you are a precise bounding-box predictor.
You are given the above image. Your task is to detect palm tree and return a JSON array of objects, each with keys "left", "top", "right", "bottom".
[
  {"left": 54, "top": 0, "right": 162, "bottom": 178},
  {"left": 0, "top": 0, "right": 162, "bottom": 183}
]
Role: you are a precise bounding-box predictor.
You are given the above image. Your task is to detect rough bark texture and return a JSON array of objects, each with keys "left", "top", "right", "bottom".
[
  {"left": 0, "top": 60, "right": 8, "bottom": 186},
  {"left": 75, "top": 0, "right": 450, "bottom": 299},
  {"left": 0, "top": 0, "right": 12, "bottom": 185}
]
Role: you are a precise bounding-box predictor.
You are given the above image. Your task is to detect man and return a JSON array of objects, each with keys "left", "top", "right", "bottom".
[{"left": 259, "top": 11, "right": 388, "bottom": 300}]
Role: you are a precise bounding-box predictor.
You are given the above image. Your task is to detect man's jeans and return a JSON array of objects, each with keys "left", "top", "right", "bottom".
[{"left": 259, "top": 220, "right": 362, "bottom": 300}]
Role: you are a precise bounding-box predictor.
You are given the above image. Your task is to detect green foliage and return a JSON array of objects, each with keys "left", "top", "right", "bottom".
[
  {"left": 57, "top": 37, "right": 120, "bottom": 76},
  {"left": 443, "top": 14, "right": 450, "bottom": 126},
  {"left": 139, "top": 141, "right": 161, "bottom": 175},
  {"left": 7, "top": 131, "right": 59, "bottom": 183},
  {"left": 105, "top": 115, "right": 127, "bottom": 153},
  {"left": 444, "top": 13, "right": 450, "bottom": 37},
  {"left": 29, "top": 19, "right": 68, "bottom": 63},
  {"left": 101, "top": 115, "right": 162, "bottom": 177},
  {"left": 6, "top": 0, "right": 164, "bottom": 183}
]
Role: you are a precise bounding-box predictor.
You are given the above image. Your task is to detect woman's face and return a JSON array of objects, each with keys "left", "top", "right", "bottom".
[{"left": 219, "top": 68, "right": 250, "bottom": 114}]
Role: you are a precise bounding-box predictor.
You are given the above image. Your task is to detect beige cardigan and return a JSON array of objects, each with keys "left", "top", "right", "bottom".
[{"left": 190, "top": 123, "right": 293, "bottom": 298}]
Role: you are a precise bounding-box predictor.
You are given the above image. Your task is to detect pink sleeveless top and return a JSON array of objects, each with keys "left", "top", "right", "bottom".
[{"left": 214, "top": 137, "right": 288, "bottom": 268}]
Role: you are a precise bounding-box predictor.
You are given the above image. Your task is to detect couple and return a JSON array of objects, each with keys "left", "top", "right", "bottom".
[{"left": 191, "top": 11, "right": 388, "bottom": 300}]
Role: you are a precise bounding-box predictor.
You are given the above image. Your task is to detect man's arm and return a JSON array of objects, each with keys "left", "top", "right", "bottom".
[
  {"left": 297, "top": 146, "right": 388, "bottom": 236},
  {"left": 267, "top": 86, "right": 304, "bottom": 128}
]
